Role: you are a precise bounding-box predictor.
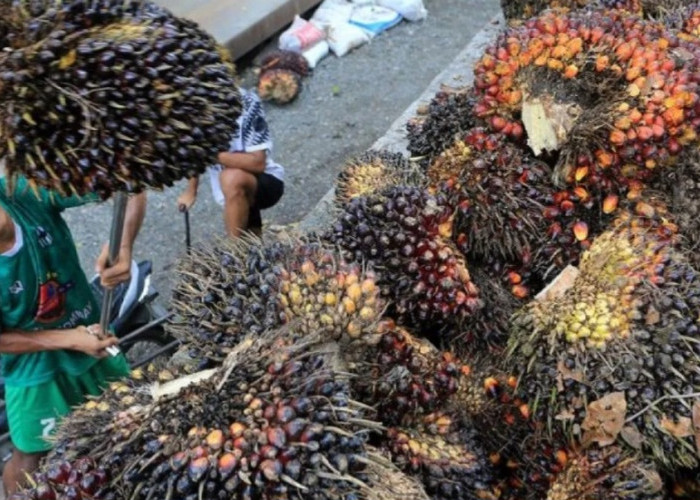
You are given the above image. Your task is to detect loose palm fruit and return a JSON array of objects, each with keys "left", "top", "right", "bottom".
[
  {"left": 258, "top": 68, "right": 302, "bottom": 104},
  {"left": 0, "top": 3, "right": 240, "bottom": 197}
]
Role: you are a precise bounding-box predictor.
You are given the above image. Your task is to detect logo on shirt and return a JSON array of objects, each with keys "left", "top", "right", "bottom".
[
  {"left": 35, "top": 272, "right": 74, "bottom": 324},
  {"left": 35, "top": 226, "right": 53, "bottom": 248},
  {"left": 9, "top": 281, "right": 23, "bottom": 295}
]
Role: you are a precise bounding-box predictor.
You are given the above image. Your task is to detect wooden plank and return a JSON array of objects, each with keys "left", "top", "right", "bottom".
[{"left": 158, "top": 0, "right": 323, "bottom": 59}]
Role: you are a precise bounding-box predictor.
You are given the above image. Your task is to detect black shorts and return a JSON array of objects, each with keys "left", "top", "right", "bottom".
[{"left": 250, "top": 173, "right": 284, "bottom": 229}]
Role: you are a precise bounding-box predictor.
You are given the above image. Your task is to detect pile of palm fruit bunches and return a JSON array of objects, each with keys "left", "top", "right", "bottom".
[{"left": 10, "top": 0, "right": 700, "bottom": 499}]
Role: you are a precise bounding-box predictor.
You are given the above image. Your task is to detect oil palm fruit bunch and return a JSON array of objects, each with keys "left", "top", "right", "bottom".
[
  {"left": 472, "top": 7, "right": 700, "bottom": 189},
  {"left": 171, "top": 238, "right": 382, "bottom": 361},
  {"left": 507, "top": 221, "right": 700, "bottom": 471},
  {"left": 661, "top": 2, "right": 700, "bottom": 40},
  {"left": 258, "top": 68, "right": 302, "bottom": 105},
  {"left": 500, "top": 1, "right": 645, "bottom": 22},
  {"left": 258, "top": 49, "right": 310, "bottom": 77},
  {"left": 547, "top": 447, "right": 664, "bottom": 500},
  {"left": 382, "top": 418, "right": 495, "bottom": 500},
  {"left": 406, "top": 85, "right": 480, "bottom": 169},
  {"left": 0, "top": 1, "right": 240, "bottom": 197},
  {"left": 335, "top": 150, "right": 423, "bottom": 206},
  {"left": 325, "top": 185, "right": 482, "bottom": 330},
  {"left": 23, "top": 328, "right": 392, "bottom": 500},
  {"left": 346, "top": 320, "right": 467, "bottom": 427}
]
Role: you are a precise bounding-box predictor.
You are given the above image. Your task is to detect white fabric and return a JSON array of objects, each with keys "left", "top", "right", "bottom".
[
  {"left": 1, "top": 221, "right": 23, "bottom": 257},
  {"left": 377, "top": 0, "right": 427, "bottom": 21}
]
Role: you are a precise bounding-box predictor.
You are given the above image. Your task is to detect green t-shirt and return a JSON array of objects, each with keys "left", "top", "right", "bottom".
[{"left": 0, "top": 177, "right": 101, "bottom": 387}]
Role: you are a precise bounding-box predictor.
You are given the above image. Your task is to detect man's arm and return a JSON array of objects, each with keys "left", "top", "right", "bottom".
[
  {"left": 218, "top": 151, "right": 266, "bottom": 175},
  {"left": 95, "top": 192, "right": 147, "bottom": 288},
  {"left": 0, "top": 326, "right": 117, "bottom": 357}
]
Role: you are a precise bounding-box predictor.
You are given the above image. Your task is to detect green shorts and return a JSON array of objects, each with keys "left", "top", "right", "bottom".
[{"left": 5, "top": 355, "right": 129, "bottom": 453}]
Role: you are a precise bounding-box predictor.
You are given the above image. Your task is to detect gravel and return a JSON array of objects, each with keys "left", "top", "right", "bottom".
[{"left": 63, "top": 0, "right": 501, "bottom": 303}]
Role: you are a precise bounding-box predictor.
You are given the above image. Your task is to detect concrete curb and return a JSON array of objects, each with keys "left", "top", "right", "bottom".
[{"left": 297, "top": 12, "right": 505, "bottom": 233}]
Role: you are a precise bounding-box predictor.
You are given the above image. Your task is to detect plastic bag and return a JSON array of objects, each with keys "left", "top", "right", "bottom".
[
  {"left": 326, "top": 22, "right": 370, "bottom": 57},
  {"left": 302, "top": 40, "right": 330, "bottom": 68},
  {"left": 349, "top": 5, "right": 402, "bottom": 38},
  {"left": 377, "top": 0, "right": 427, "bottom": 21},
  {"left": 311, "top": 0, "right": 354, "bottom": 29},
  {"left": 279, "top": 15, "right": 326, "bottom": 53}
]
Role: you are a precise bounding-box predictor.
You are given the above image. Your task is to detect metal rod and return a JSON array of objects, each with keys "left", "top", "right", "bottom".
[
  {"left": 184, "top": 209, "right": 191, "bottom": 253},
  {"left": 100, "top": 192, "right": 129, "bottom": 356},
  {"left": 132, "top": 340, "right": 181, "bottom": 369},
  {"left": 117, "top": 313, "right": 174, "bottom": 346}
]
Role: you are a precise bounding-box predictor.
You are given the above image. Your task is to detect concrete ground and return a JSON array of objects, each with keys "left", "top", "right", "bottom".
[{"left": 63, "top": 0, "right": 501, "bottom": 302}]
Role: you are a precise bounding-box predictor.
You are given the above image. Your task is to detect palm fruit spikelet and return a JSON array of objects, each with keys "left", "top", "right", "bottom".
[
  {"left": 406, "top": 85, "right": 480, "bottom": 169},
  {"left": 507, "top": 220, "right": 700, "bottom": 471},
  {"left": 0, "top": 1, "right": 241, "bottom": 197},
  {"left": 170, "top": 238, "right": 383, "bottom": 362},
  {"left": 472, "top": 7, "right": 700, "bottom": 189},
  {"left": 335, "top": 150, "right": 423, "bottom": 206},
  {"left": 382, "top": 417, "right": 496, "bottom": 500},
  {"left": 20, "top": 327, "right": 395, "bottom": 500},
  {"left": 345, "top": 320, "right": 466, "bottom": 427},
  {"left": 547, "top": 447, "right": 664, "bottom": 500},
  {"left": 324, "top": 185, "right": 482, "bottom": 331},
  {"left": 500, "top": 0, "right": 644, "bottom": 22},
  {"left": 258, "top": 49, "right": 310, "bottom": 77},
  {"left": 258, "top": 68, "right": 302, "bottom": 104}
]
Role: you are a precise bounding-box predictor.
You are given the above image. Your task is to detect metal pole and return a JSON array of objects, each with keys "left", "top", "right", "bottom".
[
  {"left": 100, "top": 192, "right": 129, "bottom": 356},
  {"left": 184, "top": 209, "right": 191, "bottom": 253}
]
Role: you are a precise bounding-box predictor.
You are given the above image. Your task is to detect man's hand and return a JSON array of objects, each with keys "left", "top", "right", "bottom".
[
  {"left": 70, "top": 325, "right": 118, "bottom": 358},
  {"left": 95, "top": 245, "right": 132, "bottom": 289}
]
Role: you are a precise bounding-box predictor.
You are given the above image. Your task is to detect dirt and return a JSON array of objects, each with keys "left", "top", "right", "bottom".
[{"left": 62, "top": 0, "right": 501, "bottom": 303}]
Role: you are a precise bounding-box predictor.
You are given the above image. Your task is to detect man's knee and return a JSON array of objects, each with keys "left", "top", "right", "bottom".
[
  {"left": 220, "top": 169, "right": 256, "bottom": 202},
  {"left": 12, "top": 449, "right": 43, "bottom": 470}
]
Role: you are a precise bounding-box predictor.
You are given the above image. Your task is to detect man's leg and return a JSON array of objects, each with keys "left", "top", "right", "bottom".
[
  {"left": 219, "top": 168, "right": 258, "bottom": 238},
  {"left": 3, "top": 450, "right": 46, "bottom": 495}
]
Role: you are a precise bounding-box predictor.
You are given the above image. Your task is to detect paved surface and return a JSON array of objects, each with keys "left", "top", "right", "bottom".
[{"left": 63, "top": 0, "right": 502, "bottom": 304}]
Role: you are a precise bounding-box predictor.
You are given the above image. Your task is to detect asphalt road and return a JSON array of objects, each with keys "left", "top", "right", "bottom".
[{"left": 63, "top": 0, "right": 501, "bottom": 304}]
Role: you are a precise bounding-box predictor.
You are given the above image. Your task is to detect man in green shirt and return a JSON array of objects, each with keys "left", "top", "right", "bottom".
[{"left": 0, "top": 175, "right": 146, "bottom": 494}]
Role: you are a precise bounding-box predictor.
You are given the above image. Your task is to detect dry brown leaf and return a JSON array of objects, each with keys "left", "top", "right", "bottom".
[
  {"left": 692, "top": 402, "right": 700, "bottom": 454},
  {"left": 660, "top": 415, "right": 693, "bottom": 438},
  {"left": 620, "top": 426, "right": 644, "bottom": 450},
  {"left": 644, "top": 306, "right": 660, "bottom": 325},
  {"left": 581, "top": 392, "right": 627, "bottom": 447}
]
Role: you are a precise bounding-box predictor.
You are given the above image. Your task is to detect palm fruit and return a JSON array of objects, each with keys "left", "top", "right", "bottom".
[
  {"left": 406, "top": 86, "right": 480, "bottom": 169},
  {"left": 500, "top": 0, "right": 644, "bottom": 21},
  {"left": 0, "top": 1, "right": 240, "bottom": 197},
  {"left": 547, "top": 447, "right": 664, "bottom": 500},
  {"left": 325, "top": 185, "right": 482, "bottom": 330},
  {"left": 670, "top": 469, "right": 700, "bottom": 498},
  {"left": 382, "top": 418, "right": 495, "bottom": 500},
  {"left": 335, "top": 150, "right": 423, "bottom": 206},
  {"left": 258, "top": 49, "right": 310, "bottom": 77},
  {"left": 170, "top": 238, "right": 382, "bottom": 361},
  {"left": 258, "top": 68, "right": 302, "bottom": 104},
  {"left": 472, "top": 7, "right": 700, "bottom": 189},
  {"left": 346, "top": 320, "right": 466, "bottom": 426},
  {"left": 24, "top": 327, "right": 393, "bottom": 500},
  {"left": 507, "top": 221, "right": 700, "bottom": 471}
]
